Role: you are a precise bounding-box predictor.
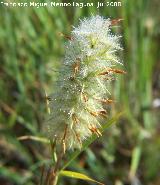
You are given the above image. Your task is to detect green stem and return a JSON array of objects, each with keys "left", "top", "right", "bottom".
[{"left": 52, "top": 173, "right": 58, "bottom": 185}]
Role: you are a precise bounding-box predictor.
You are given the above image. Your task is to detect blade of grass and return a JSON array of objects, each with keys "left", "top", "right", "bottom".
[
  {"left": 60, "top": 170, "right": 104, "bottom": 185},
  {"left": 17, "top": 135, "right": 50, "bottom": 144},
  {"left": 129, "top": 145, "right": 141, "bottom": 179}
]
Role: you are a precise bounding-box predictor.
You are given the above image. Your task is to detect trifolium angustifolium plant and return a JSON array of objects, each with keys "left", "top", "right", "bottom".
[{"left": 47, "top": 15, "right": 125, "bottom": 151}]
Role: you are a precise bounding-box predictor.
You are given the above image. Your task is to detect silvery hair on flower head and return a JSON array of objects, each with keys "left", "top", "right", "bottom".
[{"left": 46, "top": 15, "right": 124, "bottom": 150}]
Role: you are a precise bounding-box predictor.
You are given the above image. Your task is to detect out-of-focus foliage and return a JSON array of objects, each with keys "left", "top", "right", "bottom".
[{"left": 0, "top": 0, "right": 160, "bottom": 184}]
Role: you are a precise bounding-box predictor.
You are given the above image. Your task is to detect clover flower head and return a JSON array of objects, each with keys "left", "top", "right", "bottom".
[{"left": 47, "top": 15, "right": 124, "bottom": 150}]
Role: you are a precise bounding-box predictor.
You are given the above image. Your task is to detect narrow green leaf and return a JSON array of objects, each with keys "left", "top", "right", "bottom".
[
  {"left": 129, "top": 145, "right": 141, "bottom": 178},
  {"left": 60, "top": 170, "right": 104, "bottom": 185},
  {"left": 61, "top": 112, "right": 124, "bottom": 170}
]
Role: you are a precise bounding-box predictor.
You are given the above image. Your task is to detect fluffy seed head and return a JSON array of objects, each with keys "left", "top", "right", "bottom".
[{"left": 46, "top": 15, "right": 123, "bottom": 150}]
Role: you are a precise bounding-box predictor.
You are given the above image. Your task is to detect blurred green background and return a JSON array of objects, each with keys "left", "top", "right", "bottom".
[{"left": 0, "top": 0, "right": 160, "bottom": 184}]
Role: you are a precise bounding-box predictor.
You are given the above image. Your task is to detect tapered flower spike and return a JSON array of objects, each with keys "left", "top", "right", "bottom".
[{"left": 47, "top": 15, "right": 124, "bottom": 150}]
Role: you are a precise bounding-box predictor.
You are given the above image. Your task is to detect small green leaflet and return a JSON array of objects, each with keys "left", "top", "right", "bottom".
[{"left": 60, "top": 170, "right": 104, "bottom": 185}]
